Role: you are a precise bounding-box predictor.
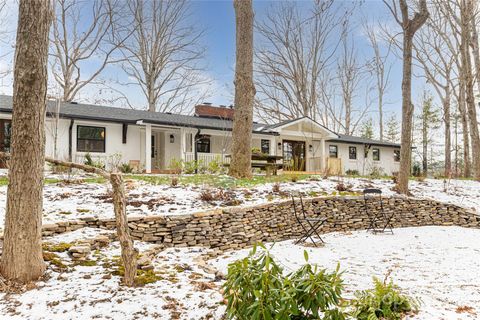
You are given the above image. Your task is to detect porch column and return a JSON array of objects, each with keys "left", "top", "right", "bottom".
[
  {"left": 180, "top": 128, "right": 186, "bottom": 161},
  {"left": 270, "top": 137, "right": 275, "bottom": 155},
  {"left": 145, "top": 124, "right": 152, "bottom": 173},
  {"left": 320, "top": 138, "right": 326, "bottom": 172}
]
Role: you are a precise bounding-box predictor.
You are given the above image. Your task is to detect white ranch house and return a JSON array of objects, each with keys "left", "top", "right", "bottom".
[{"left": 0, "top": 95, "right": 400, "bottom": 175}]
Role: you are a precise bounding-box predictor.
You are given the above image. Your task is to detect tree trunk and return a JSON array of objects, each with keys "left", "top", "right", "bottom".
[
  {"left": 379, "top": 94, "right": 384, "bottom": 141},
  {"left": 458, "top": 81, "right": 471, "bottom": 177},
  {"left": 229, "top": 0, "right": 255, "bottom": 179},
  {"left": 422, "top": 113, "right": 428, "bottom": 175},
  {"left": 470, "top": 7, "right": 480, "bottom": 98},
  {"left": 110, "top": 173, "right": 137, "bottom": 286},
  {"left": 460, "top": 0, "right": 480, "bottom": 180},
  {"left": 0, "top": 0, "right": 51, "bottom": 282},
  {"left": 395, "top": 0, "right": 429, "bottom": 194},
  {"left": 397, "top": 35, "right": 415, "bottom": 194},
  {"left": 443, "top": 89, "right": 452, "bottom": 177}
]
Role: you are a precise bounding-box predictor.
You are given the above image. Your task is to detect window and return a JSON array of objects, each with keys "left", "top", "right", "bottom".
[
  {"left": 394, "top": 149, "right": 400, "bottom": 162},
  {"left": 349, "top": 146, "right": 357, "bottom": 160},
  {"left": 329, "top": 145, "right": 338, "bottom": 158},
  {"left": 151, "top": 135, "right": 155, "bottom": 158},
  {"left": 77, "top": 125, "right": 105, "bottom": 153},
  {"left": 372, "top": 148, "right": 380, "bottom": 161},
  {"left": 196, "top": 135, "right": 210, "bottom": 153},
  {"left": 261, "top": 139, "right": 270, "bottom": 154}
]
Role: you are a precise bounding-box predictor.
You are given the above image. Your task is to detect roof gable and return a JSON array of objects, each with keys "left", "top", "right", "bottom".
[{"left": 267, "top": 117, "right": 339, "bottom": 138}]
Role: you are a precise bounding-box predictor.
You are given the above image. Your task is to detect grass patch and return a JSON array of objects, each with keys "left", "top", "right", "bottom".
[
  {"left": 74, "top": 259, "right": 98, "bottom": 267},
  {"left": 43, "top": 251, "right": 68, "bottom": 269},
  {"left": 135, "top": 269, "right": 164, "bottom": 286},
  {"left": 126, "top": 174, "right": 313, "bottom": 188},
  {"left": 0, "top": 176, "right": 106, "bottom": 186},
  {"left": 43, "top": 242, "right": 73, "bottom": 252}
]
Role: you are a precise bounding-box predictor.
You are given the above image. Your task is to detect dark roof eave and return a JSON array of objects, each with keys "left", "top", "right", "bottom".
[
  {"left": 326, "top": 138, "right": 400, "bottom": 148},
  {"left": 135, "top": 119, "right": 281, "bottom": 136}
]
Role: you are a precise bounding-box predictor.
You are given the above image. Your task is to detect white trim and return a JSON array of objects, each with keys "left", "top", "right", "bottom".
[
  {"left": 270, "top": 117, "right": 339, "bottom": 138},
  {"left": 145, "top": 124, "right": 152, "bottom": 173}
]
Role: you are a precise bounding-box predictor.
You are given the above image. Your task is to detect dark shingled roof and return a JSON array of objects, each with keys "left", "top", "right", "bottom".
[
  {"left": 0, "top": 95, "right": 274, "bottom": 135},
  {"left": 0, "top": 95, "right": 400, "bottom": 147},
  {"left": 327, "top": 134, "right": 400, "bottom": 148}
]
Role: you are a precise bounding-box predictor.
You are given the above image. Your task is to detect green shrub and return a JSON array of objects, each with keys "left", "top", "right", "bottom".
[
  {"left": 84, "top": 153, "right": 105, "bottom": 169},
  {"left": 412, "top": 163, "right": 422, "bottom": 177},
  {"left": 350, "top": 277, "right": 419, "bottom": 320},
  {"left": 251, "top": 147, "right": 262, "bottom": 154},
  {"left": 207, "top": 157, "right": 223, "bottom": 174},
  {"left": 169, "top": 158, "right": 183, "bottom": 173},
  {"left": 184, "top": 160, "right": 200, "bottom": 174},
  {"left": 369, "top": 166, "right": 384, "bottom": 179},
  {"left": 223, "top": 245, "right": 346, "bottom": 320},
  {"left": 119, "top": 163, "right": 134, "bottom": 173},
  {"left": 345, "top": 169, "right": 359, "bottom": 176}
]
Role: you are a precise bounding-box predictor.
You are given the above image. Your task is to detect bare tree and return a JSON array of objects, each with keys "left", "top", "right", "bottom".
[
  {"left": 363, "top": 19, "right": 392, "bottom": 141},
  {"left": 229, "top": 0, "right": 254, "bottom": 179},
  {"left": 383, "top": 0, "right": 429, "bottom": 194},
  {"left": 433, "top": 0, "right": 471, "bottom": 177},
  {"left": 385, "top": 113, "right": 400, "bottom": 142},
  {"left": 459, "top": 0, "right": 480, "bottom": 180},
  {"left": 117, "top": 0, "right": 208, "bottom": 113},
  {"left": 0, "top": 0, "right": 51, "bottom": 282},
  {"left": 254, "top": 0, "right": 348, "bottom": 124},
  {"left": 333, "top": 25, "right": 368, "bottom": 135},
  {"left": 413, "top": 4, "right": 455, "bottom": 177},
  {"left": 416, "top": 90, "right": 440, "bottom": 175},
  {"left": 50, "top": 0, "right": 124, "bottom": 102}
]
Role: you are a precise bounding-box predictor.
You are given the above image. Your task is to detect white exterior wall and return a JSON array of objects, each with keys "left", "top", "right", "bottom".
[
  {"left": 0, "top": 111, "right": 400, "bottom": 175},
  {"left": 325, "top": 142, "right": 400, "bottom": 175},
  {"left": 71, "top": 120, "right": 143, "bottom": 168}
]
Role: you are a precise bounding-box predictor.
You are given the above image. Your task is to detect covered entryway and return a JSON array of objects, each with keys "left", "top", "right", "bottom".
[
  {"left": 268, "top": 117, "right": 339, "bottom": 173},
  {"left": 282, "top": 140, "right": 306, "bottom": 171}
]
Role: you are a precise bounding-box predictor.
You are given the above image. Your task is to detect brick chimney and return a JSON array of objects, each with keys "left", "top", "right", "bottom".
[{"left": 194, "top": 103, "right": 234, "bottom": 120}]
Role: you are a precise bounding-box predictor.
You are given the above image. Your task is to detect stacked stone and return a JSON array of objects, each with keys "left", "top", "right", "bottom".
[
  {"left": 68, "top": 233, "right": 112, "bottom": 261},
  {"left": 25, "top": 196, "right": 480, "bottom": 251}
]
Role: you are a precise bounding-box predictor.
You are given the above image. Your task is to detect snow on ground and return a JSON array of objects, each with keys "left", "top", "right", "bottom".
[
  {"left": 0, "top": 229, "right": 225, "bottom": 320},
  {"left": 0, "top": 173, "right": 479, "bottom": 227},
  {"left": 213, "top": 226, "right": 480, "bottom": 319},
  {"left": 1, "top": 226, "right": 478, "bottom": 319}
]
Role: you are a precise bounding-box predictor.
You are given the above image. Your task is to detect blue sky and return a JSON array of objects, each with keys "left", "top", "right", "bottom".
[
  {"left": 0, "top": 0, "right": 431, "bottom": 124},
  {"left": 186, "top": 0, "right": 409, "bottom": 118}
]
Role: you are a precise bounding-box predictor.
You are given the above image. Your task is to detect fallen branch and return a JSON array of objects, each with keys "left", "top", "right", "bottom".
[{"left": 0, "top": 152, "right": 137, "bottom": 286}]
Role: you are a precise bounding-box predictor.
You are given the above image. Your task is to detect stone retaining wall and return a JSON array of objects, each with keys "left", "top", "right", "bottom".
[{"left": 37, "top": 196, "right": 480, "bottom": 250}]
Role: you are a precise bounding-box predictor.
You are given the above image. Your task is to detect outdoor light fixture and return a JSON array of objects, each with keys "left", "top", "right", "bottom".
[
  {"left": 277, "top": 142, "right": 282, "bottom": 150},
  {"left": 170, "top": 134, "right": 175, "bottom": 143},
  {"left": 309, "top": 145, "right": 313, "bottom": 152}
]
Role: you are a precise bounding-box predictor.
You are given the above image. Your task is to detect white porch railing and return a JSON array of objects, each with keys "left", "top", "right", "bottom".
[{"left": 184, "top": 152, "right": 230, "bottom": 166}]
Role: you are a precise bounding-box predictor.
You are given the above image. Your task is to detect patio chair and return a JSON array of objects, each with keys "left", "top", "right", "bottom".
[
  {"left": 363, "top": 188, "right": 393, "bottom": 234},
  {"left": 291, "top": 195, "right": 327, "bottom": 246}
]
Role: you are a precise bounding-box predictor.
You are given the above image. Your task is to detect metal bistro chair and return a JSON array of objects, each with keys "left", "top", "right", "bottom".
[
  {"left": 363, "top": 188, "right": 394, "bottom": 234},
  {"left": 291, "top": 195, "right": 326, "bottom": 246}
]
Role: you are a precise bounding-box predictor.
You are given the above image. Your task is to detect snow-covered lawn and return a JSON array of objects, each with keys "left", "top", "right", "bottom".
[
  {"left": 1, "top": 226, "right": 478, "bottom": 319},
  {"left": 0, "top": 173, "right": 479, "bottom": 227},
  {"left": 0, "top": 228, "right": 225, "bottom": 320},
  {"left": 212, "top": 226, "right": 480, "bottom": 319}
]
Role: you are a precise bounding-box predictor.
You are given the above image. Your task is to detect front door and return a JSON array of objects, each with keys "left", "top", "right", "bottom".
[
  {"left": 282, "top": 140, "right": 306, "bottom": 171},
  {"left": 0, "top": 120, "right": 11, "bottom": 168}
]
